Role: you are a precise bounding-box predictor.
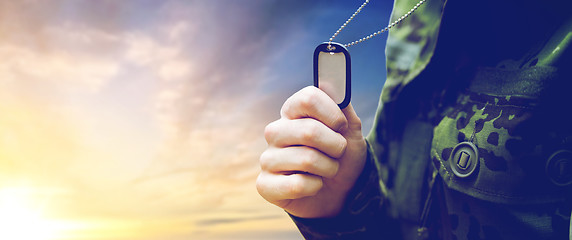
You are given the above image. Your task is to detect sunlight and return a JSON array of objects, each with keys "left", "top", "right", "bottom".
[{"left": 0, "top": 187, "right": 62, "bottom": 240}]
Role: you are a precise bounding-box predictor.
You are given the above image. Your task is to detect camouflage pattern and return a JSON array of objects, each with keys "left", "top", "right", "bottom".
[
  {"left": 381, "top": 0, "right": 444, "bottom": 103},
  {"left": 291, "top": 0, "right": 572, "bottom": 239},
  {"left": 432, "top": 74, "right": 572, "bottom": 239}
]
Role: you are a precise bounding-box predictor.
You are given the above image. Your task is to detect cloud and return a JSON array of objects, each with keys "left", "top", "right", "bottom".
[
  {"left": 0, "top": 43, "right": 119, "bottom": 92},
  {"left": 1, "top": 0, "right": 281, "bottom": 222},
  {"left": 0, "top": 1, "right": 337, "bottom": 239},
  {"left": 136, "top": 1, "right": 286, "bottom": 172},
  {"left": 124, "top": 33, "right": 181, "bottom": 67}
]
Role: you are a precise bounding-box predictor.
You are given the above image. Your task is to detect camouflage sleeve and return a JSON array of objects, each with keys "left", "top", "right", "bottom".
[{"left": 289, "top": 142, "right": 394, "bottom": 239}]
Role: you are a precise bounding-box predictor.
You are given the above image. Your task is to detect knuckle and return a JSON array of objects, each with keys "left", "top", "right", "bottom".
[
  {"left": 298, "top": 90, "right": 319, "bottom": 112},
  {"left": 299, "top": 85, "right": 318, "bottom": 96},
  {"left": 299, "top": 150, "right": 317, "bottom": 171},
  {"left": 264, "top": 121, "right": 279, "bottom": 143},
  {"left": 349, "top": 116, "right": 362, "bottom": 131},
  {"left": 282, "top": 87, "right": 319, "bottom": 118},
  {"left": 332, "top": 114, "right": 348, "bottom": 132},
  {"left": 322, "top": 162, "right": 339, "bottom": 179},
  {"left": 255, "top": 174, "right": 268, "bottom": 198},
  {"left": 340, "top": 136, "right": 348, "bottom": 150},
  {"left": 259, "top": 150, "right": 272, "bottom": 171},
  {"left": 287, "top": 175, "right": 322, "bottom": 199},
  {"left": 301, "top": 120, "right": 320, "bottom": 143},
  {"left": 256, "top": 174, "right": 280, "bottom": 204},
  {"left": 329, "top": 161, "right": 341, "bottom": 178},
  {"left": 279, "top": 99, "right": 292, "bottom": 117},
  {"left": 286, "top": 176, "right": 305, "bottom": 198},
  {"left": 334, "top": 136, "right": 348, "bottom": 158}
]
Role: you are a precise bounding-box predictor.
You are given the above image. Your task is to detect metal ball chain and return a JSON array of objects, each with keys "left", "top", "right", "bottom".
[
  {"left": 328, "top": 0, "right": 370, "bottom": 44},
  {"left": 329, "top": 0, "right": 427, "bottom": 48}
]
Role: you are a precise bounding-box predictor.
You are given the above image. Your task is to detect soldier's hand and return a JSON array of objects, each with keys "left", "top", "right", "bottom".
[{"left": 256, "top": 86, "right": 367, "bottom": 218}]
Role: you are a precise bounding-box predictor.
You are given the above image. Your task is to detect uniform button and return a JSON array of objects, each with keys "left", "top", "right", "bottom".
[
  {"left": 545, "top": 150, "right": 572, "bottom": 186},
  {"left": 449, "top": 142, "right": 479, "bottom": 178}
]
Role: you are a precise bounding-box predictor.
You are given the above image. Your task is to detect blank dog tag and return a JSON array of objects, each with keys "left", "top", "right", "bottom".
[{"left": 314, "top": 42, "right": 351, "bottom": 109}]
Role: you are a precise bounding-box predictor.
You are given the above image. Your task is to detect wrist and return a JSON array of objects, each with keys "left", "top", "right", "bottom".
[{"left": 288, "top": 145, "right": 385, "bottom": 237}]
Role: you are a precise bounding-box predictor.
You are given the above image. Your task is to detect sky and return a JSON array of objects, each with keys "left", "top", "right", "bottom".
[{"left": 0, "top": 0, "right": 392, "bottom": 239}]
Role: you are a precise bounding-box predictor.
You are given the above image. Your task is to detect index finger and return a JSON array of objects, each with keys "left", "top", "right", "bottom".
[{"left": 281, "top": 86, "right": 348, "bottom": 132}]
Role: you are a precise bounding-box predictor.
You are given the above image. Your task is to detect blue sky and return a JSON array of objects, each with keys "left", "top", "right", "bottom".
[{"left": 0, "top": 1, "right": 393, "bottom": 239}]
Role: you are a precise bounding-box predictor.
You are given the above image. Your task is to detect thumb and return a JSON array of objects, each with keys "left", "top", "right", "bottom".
[{"left": 340, "top": 103, "right": 363, "bottom": 138}]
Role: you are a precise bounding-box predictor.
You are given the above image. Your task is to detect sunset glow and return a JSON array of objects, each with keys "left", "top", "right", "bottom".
[
  {"left": 0, "top": 1, "right": 389, "bottom": 239},
  {"left": 0, "top": 188, "right": 64, "bottom": 240}
]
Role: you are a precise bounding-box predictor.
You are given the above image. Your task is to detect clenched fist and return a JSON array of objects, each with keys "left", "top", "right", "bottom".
[{"left": 256, "top": 86, "right": 367, "bottom": 218}]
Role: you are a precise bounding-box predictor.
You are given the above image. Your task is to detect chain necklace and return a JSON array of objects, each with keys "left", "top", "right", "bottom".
[
  {"left": 314, "top": 0, "right": 427, "bottom": 109},
  {"left": 330, "top": 0, "right": 426, "bottom": 48}
]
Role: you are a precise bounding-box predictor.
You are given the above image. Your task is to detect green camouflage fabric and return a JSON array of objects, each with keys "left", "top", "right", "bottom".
[
  {"left": 381, "top": 0, "right": 444, "bottom": 103},
  {"left": 291, "top": 0, "right": 572, "bottom": 239}
]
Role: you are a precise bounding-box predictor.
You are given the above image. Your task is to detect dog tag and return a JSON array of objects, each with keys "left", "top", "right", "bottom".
[{"left": 314, "top": 42, "right": 351, "bottom": 109}]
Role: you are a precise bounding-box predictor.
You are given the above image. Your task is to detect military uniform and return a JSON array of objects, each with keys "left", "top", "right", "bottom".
[{"left": 291, "top": 0, "right": 572, "bottom": 239}]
